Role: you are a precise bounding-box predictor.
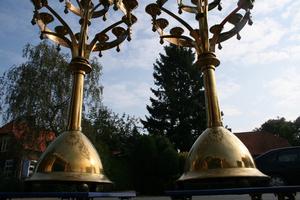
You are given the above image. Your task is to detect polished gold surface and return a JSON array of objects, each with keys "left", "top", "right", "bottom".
[
  {"left": 29, "top": 130, "right": 111, "bottom": 183},
  {"left": 178, "top": 126, "right": 266, "bottom": 181},
  {"left": 31, "top": 0, "right": 138, "bottom": 58},
  {"left": 29, "top": 0, "right": 138, "bottom": 185},
  {"left": 67, "top": 69, "right": 85, "bottom": 132},
  {"left": 198, "top": 53, "right": 222, "bottom": 128},
  {"left": 146, "top": 0, "right": 268, "bottom": 187},
  {"left": 146, "top": 0, "right": 254, "bottom": 53}
]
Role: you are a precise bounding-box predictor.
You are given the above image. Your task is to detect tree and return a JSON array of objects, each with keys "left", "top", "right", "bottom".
[
  {"left": 0, "top": 41, "right": 148, "bottom": 192},
  {"left": 130, "top": 134, "right": 179, "bottom": 194},
  {"left": 141, "top": 44, "right": 206, "bottom": 152},
  {"left": 294, "top": 116, "right": 300, "bottom": 130},
  {"left": 257, "top": 117, "right": 300, "bottom": 146},
  {"left": 294, "top": 117, "right": 300, "bottom": 144},
  {"left": 82, "top": 107, "right": 141, "bottom": 190},
  {"left": 0, "top": 41, "right": 103, "bottom": 134},
  {"left": 91, "top": 107, "right": 140, "bottom": 155}
]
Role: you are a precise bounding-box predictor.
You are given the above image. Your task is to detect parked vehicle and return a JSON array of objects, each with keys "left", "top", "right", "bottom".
[{"left": 255, "top": 146, "right": 300, "bottom": 186}]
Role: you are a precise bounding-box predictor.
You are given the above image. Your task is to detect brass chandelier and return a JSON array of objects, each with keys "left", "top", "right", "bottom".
[
  {"left": 146, "top": 0, "right": 268, "bottom": 188},
  {"left": 28, "top": 0, "right": 138, "bottom": 187}
]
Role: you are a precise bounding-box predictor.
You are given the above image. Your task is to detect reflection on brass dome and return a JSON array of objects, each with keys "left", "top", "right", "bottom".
[
  {"left": 178, "top": 126, "right": 268, "bottom": 187},
  {"left": 28, "top": 130, "right": 112, "bottom": 184}
]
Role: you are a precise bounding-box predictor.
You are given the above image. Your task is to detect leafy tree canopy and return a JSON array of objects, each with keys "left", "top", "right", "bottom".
[
  {"left": 0, "top": 42, "right": 184, "bottom": 194},
  {"left": 0, "top": 41, "right": 103, "bottom": 134},
  {"left": 256, "top": 116, "right": 300, "bottom": 146},
  {"left": 130, "top": 134, "right": 179, "bottom": 194}
]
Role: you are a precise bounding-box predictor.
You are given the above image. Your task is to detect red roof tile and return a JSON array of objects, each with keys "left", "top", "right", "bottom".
[
  {"left": 0, "top": 121, "right": 14, "bottom": 134},
  {"left": 235, "top": 131, "right": 290, "bottom": 156},
  {"left": 0, "top": 120, "right": 56, "bottom": 152}
]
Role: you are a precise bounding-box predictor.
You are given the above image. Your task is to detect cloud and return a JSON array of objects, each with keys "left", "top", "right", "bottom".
[
  {"left": 221, "top": 105, "right": 242, "bottom": 117},
  {"left": 265, "top": 66, "right": 300, "bottom": 120},
  {"left": 254, "top": 0, "right": 293, "bottom": 15},
  {"left": 90, "top": 4, "right": 166, "bottom": 71},
  {"left": 99, "top": 36, "right": 163, "bottom": 71},
  {"left": 281, "top": 1, "right": 300, "bottom": 25},
  {"left": 217, "top": 78, "right": 241, "bottom": 100},
  {"left": 289, "top": 34, "right": 300, "bottom": 42},
  {"left": 217, "top": 0, "right": 300, "bottom": 68},
  {"left": 219, "top": 17, "right": 287, "bottom": 63},
  {"left": 102, "top": 81, "right": 152, "bottom": 117}
]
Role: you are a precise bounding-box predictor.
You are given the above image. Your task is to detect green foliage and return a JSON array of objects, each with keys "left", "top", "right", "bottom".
[
  {"left": 257, "top": 116, "right": 300, "bottom": 146},
  {"left": 130, "top": 134, "right": 179, "bottom": 194},
  {"left": 0, "top": 175, "right": 23, "bottom": 192},
  {"left": 178, "top": 151, "right": 188, "bottom": 173},
  {"left": 294, "top": 116, "right": 300, "bottom": 129},
  {"left": 92, "top": 108, "right": 140, "bottom": 154},
  {"left": 83, "top": 108, "right": 140, "bottom": 190},
  {"left": 105, "top": 156, "right": 134, "bottom": 190},
  {"left": 0, "top": 41, "right": 103, "bottom": 134},
  {"left": 142, "top": 44, "right": 206, "bottom": 152},
  {"left": 0, "top": 42, "right": 186, "bottom": 194}
]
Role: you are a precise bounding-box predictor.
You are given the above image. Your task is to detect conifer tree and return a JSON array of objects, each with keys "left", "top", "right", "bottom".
[{"left": 141, "top": 44, "right": 206, "bottom": 152}]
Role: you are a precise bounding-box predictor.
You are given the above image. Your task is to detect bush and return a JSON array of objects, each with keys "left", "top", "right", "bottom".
[
  {"left": 130, "top": 135, "right": 180, "bottom": 195},
  {"left": 0, "top": 175, "right": 23, "bottom": 192}
]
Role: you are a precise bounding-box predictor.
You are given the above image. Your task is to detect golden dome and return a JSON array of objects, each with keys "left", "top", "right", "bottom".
[
  {"left": 28, "top": 130, "right": 112, "bottom": 184},
  {"left": 178, "top": 126, "right": 268, "bottom": 188}
]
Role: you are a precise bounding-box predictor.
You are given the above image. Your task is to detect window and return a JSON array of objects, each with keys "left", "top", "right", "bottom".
[
  {"left": 0, "top": 136, "right": 9, "bottom": 152},
  {"left": 28, "top": 160, "right": 37, "bottom": 176},
  {"left": 22, "top": 160, "right": 37, "bottom": 177},
  {"left": 278, "top": 150, "right": 298, "bottom": 163},
  {"left": 262, "top": 153, "right": 276, "bottom": 164},
  {"left": 3, "top": 159, "right": 14, "bottom": 177}
]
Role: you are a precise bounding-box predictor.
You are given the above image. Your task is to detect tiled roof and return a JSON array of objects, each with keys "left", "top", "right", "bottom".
[
  {"left": 0, "top": 120, "right": 56, "bottom": 152},
  {"left": 235, "top": 131, "right": 290, "bottom": 156},
  {"left": 0, "top": 121, "right": 14, "bottom": 134}
]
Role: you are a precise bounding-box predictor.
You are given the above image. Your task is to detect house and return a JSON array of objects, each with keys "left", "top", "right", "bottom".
[
  {"left": 0, "top": 118, "right": 56, "bottom": 180},
  {"left": 235, "top": 131, "right": 290, "bottom": 157}
]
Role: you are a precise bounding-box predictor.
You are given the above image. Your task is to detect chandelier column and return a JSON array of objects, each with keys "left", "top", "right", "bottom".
[
  {"left": 146, "top": 0, "right": 268, "bottom": 188},
  {"left": 28, "top": 0, "right": 138, "bottom": 187}
]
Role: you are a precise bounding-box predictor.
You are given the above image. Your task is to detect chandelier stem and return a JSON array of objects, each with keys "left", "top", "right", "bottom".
[
  {"left": 197, "top": 52, "right": 222, "bottom": 128},
  {"left": 202, "top": 65, "right": 222, "bottom": 127},
  {"left": 67, "top": 69, "right": 85, "bottom": 131}
]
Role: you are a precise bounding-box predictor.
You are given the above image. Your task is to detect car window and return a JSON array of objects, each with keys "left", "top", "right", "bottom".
[
  {"left": 258, "top": 152, "right": 276, "bottom": 164},
  {"left": 278, "top": 150, "right": 299, "bottom": 162}
]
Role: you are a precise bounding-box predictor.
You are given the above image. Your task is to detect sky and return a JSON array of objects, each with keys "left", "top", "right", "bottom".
[{"left": 0, "top": 0, "right": 299, "bottom": 132}]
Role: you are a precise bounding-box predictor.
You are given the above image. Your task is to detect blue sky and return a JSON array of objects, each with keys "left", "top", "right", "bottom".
[{"left": 0, "top": 0, "right": 299, "bottom": 132}]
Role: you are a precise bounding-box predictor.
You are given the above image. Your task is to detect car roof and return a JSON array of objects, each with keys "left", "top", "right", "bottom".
[{"left": 255, "top": 146, "right": 300, "bottom": 160}]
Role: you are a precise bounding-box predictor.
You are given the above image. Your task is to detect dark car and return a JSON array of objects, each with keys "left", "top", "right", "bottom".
[{"left": 255, "top": 146, "right": 300, "bottom": 186}]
